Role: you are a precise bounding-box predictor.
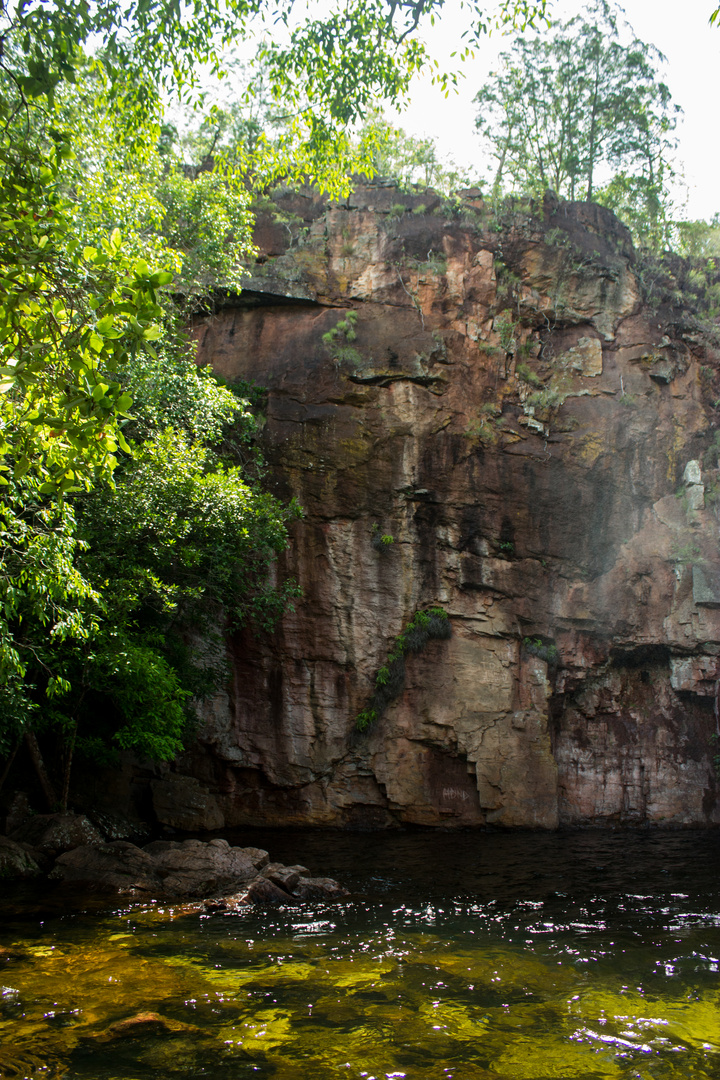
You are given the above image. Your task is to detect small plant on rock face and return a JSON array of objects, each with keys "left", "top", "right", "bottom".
[
  {"left": 417, "top": 252, "right": 447, "bottom": 276},
  {"left": 355, "top": 607, "right": 452, "bottom": 731},
  {"left": 523, "top": 636, "right": 558, "bottom": 663},
  {"left": 371, "top": 523, "right": 395, "bottom": 552},
  {"left": 322, "top": 310, "right": 358, "bottom": 346},
  {"left": 516, "top": 362, "right": 543, "bottom": 388},
  {"left": 465, "top": 403, "right": 506, "bottom": 446},
  {"left": 526, "top": 386, "right": 567, "bottom": 410},
  {"left": 670, "top": 542, "right": 700, "bottom": 565},
  {"left": 494, "top": 314, "right": 515, "bottom": 354},
  {"left": 322, "top": 311, "right": 362, "bottom": 368}
]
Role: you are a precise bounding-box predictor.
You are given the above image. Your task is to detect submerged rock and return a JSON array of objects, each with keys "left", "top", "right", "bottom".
[
  {"left": 208, "top": 871, "right": 347, "bottom": 909},
  {"left": 99, "top": 1011, "right": 201, "bottom": 1040}
]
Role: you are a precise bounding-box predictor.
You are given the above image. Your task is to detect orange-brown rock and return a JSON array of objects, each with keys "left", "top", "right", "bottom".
[{"left": 185, "top": 183, "right": 720, "bottom": 829}]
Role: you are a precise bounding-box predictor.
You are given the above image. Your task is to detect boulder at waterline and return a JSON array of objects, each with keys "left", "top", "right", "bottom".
[{"left": 49, "top": 837, "right": 345, "bottom": 902}]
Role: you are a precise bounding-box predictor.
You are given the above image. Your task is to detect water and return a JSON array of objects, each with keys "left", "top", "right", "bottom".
[{"left": 1, "top": 829, "right": 720, "bottom": 1079}]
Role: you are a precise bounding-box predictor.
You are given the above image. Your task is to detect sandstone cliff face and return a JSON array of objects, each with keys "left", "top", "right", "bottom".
[{"left": 184, "top": 184, "right": 720, "bottom": 829}]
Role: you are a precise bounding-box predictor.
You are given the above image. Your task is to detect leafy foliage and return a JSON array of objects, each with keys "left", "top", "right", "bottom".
[
  {"left": 5, "top": 0, "right": 548, "bottom": 195},
  {"left": 0, "top": 143, "right": 165, "bottom": 493},
  {"left": 674, "top": 216, "right": 720, "bottom": 261},
  {"left": 0, "top": 347, "right": 301, "bottom": 801},
  {"left": 522, "top": 636, "right": 558, "bottom": 664}
]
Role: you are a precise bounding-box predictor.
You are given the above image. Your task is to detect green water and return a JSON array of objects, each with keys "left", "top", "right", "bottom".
[{"left": 1, "top": 829, "right": 720, "bottom": 1079}]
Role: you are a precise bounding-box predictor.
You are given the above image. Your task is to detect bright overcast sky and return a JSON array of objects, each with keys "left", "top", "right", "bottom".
[{"left": 385, "top": 0, "right": 719, "bottom": 220}]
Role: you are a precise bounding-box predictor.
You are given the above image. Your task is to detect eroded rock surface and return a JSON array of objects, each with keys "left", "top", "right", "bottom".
[{"left": 185, "top": 183, "right": 720, "bottom": 829}]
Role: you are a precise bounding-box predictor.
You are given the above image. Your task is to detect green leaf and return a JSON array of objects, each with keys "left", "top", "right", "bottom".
[
  {"left": 116, "top": 429, "right": 132, "bottom": 453},
  {"left": 150, "top": 270, "right": 174, "bottom": 286}
]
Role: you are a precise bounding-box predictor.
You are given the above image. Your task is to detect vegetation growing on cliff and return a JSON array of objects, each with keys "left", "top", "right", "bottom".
[{"left": 356, "top": 608, "right": 451, "bottom": 731}]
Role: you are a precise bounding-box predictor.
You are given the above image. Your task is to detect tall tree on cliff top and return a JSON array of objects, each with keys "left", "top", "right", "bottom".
[{"left": 474, "top": 0, "right": 680, "bottom": 247}]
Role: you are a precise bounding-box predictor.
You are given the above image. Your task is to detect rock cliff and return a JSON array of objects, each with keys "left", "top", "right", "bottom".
[{"left": 180, "top": 183, "right": 720, "bottom": 829}]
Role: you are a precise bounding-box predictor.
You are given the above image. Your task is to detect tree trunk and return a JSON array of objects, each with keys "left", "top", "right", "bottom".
[
  {"left": 0, "top": 737, "right": 20, "bottom": 795},
  {"left": 24, "top": 731, "right": 58, "bottom": 810},
  {"left": 60, "top": 723, "right": 77, "bottom": 814},
  {"left": 586, "top": 62, "right": 601, "bottom": 202},
  {"left": 492, "top": 126, "right": 513, "bottom": 196}
]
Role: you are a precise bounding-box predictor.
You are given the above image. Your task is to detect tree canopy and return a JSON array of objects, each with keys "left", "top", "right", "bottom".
[{"left": 474, "top": 0, "right": 680, "bottom": 248}]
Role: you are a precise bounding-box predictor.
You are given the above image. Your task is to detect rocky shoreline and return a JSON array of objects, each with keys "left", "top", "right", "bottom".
[{"left": 0, "top": 812, "right": 346, "bottom": 905}]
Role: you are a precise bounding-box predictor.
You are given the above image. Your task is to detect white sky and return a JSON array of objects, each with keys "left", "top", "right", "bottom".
[{"left": 385, "top": 0, "right": 720, "bottom": 220}]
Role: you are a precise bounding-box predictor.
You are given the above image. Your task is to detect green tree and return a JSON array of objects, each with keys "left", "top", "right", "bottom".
[
  {"left": 1, "top": 345, "right": 301, "bottom": 810},
  {"left": 355, "top": 107, "right": 471, "bottom": 195},
  {"left": 474, "top": 1, "right": 679, "bottom": 245},
  {"left": 674, "top": 215, "right": 720, "bottom": 260},
  {"left": 0, "top": 61, "right": 283, "bottom": 801},
  {"left": 5, "top": 0, "right": 547, "bottom": 172}
]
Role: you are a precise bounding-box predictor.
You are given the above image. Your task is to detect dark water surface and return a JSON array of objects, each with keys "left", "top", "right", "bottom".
[{"left": 1, "top": 828, "right": 720, "bottom": 1079}]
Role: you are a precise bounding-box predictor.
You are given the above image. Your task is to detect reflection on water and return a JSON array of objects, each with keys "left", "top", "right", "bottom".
[{"left": 1, "top": 829, "right": 719, "bottom": 1078}]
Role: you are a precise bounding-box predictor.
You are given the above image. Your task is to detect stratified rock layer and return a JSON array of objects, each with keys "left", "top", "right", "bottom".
[{"left": 187, "top": 184, "right": 720, "bottom": 829}]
